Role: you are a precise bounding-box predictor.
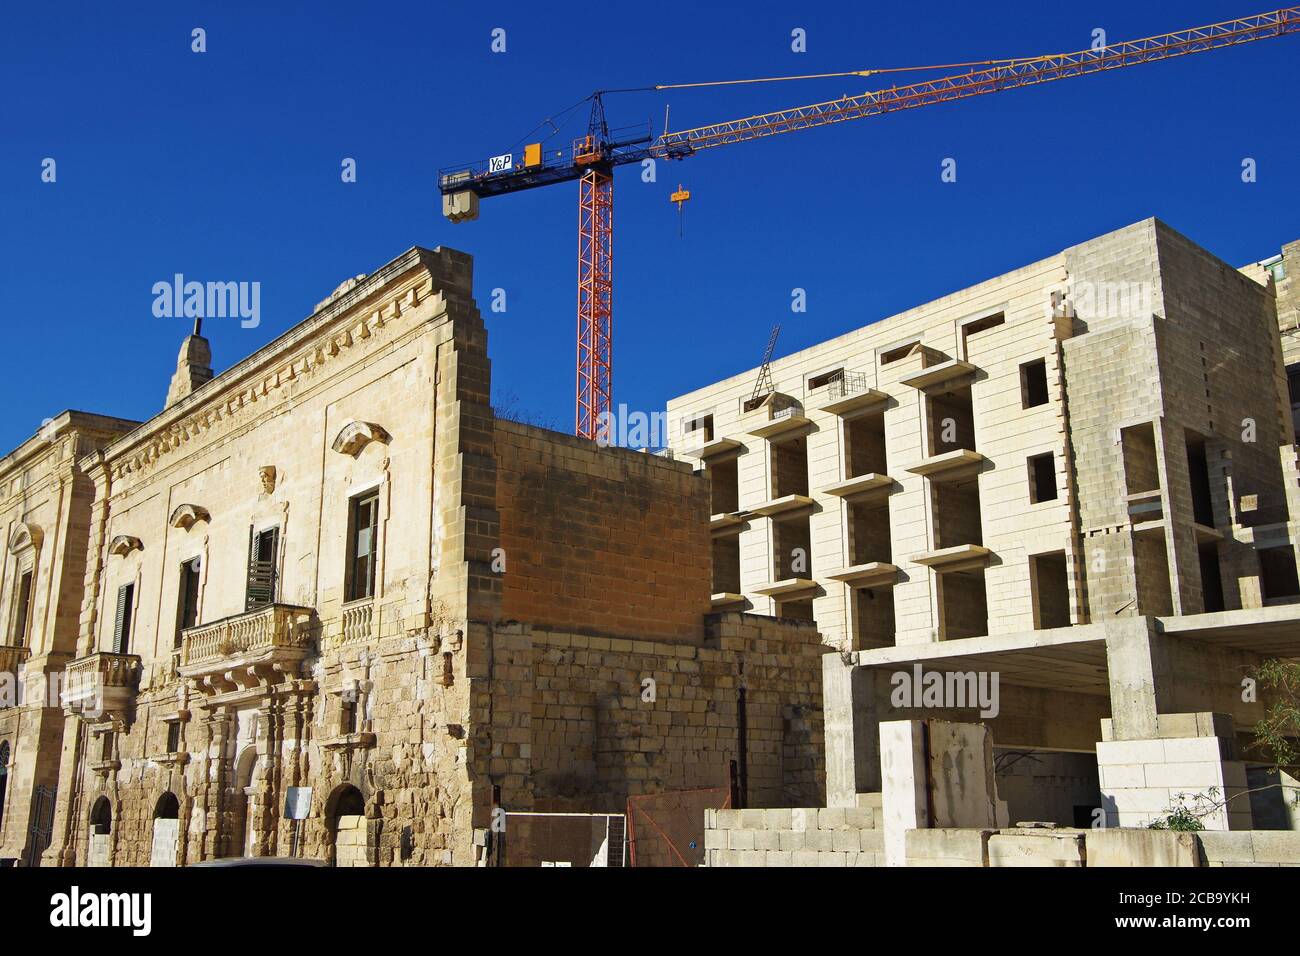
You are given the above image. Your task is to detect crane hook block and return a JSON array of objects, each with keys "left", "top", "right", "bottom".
[{"left": 670, "top": 185, "right": 691, "bottom": 205}]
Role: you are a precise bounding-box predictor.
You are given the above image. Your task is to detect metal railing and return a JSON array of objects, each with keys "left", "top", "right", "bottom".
[{"left": 824, "top": 370, "right": 870, "bottom": 401}]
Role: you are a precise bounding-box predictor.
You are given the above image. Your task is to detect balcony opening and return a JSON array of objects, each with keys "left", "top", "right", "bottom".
[
  {"left": 926, "top": 384, "right": 976, "bottom": 456},
  {"left": 1020, "top": 359, "right": 1050, "bottom": 408},
  {"left": 1259, "top": 546, "right": 1300, "bottom": 604},
  {"left": 845, "top": 412, "right": 887, "bottom": 478},
  {"left": 1185, "top": 432, "right": 1215, "bottom": 527},
  {"left": 808, "top": 367, "right": 844, "bottom": 391},
  {"left": 1134, "top": 530, "right": 1174, "bottom": 617},
  {"left": 712, "top": 535, "right": 741, "bottom": 594},
  {"left": 772, "top": 515, "right": 812, "bottom": 580},
  {"left": 961, "top": 313, "right": 1005, "bottom": 357},
  {"left": 777, "top": 599, "right": 814, "bottom": 622},
  {"left": 1030, "top": 551, "right": 1071, "bottom": 629},
  {"left": 880, "top": 340, "right": 921, "bottom": 365},
  {"left": 937, "top": 569, "right": 988, "bottom": 640},
  {"left": 1121, "top": 423, "right": 1159, "bottom": 495},
  {"left": 710, "top": 457, "right": 739, "bottom": 515},
  {"left": 175, "top": 557, "right": 201, "bottom": 649},
  {"left": 1028, "top": 452, "right": 1058, "bottom": 504},
  {"left": 1199, "top": 543, "right": 1225, "bottom": 614},
  {"left": 932, "top": 478, "right": 983, "bottom": 550},
  {"left": 853, "top": 587, "right": 895, "bottom": 650},
  {"left": 771, "top": 435, "right": 809, "bottom": 498},
  {"left": 848, "top": 500, "right": 892, "bottom": 565}
]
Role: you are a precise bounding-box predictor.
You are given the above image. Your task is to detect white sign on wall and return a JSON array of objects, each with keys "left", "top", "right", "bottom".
[
  {"left": 488, "top": 153, "right": 513, "bottom": 174},
  {"left": 284, "top": 786, "right": 313, "bottom": 820}
]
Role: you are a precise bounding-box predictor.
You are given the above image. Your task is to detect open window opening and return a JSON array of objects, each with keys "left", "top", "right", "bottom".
[
  {"left": 1020, "top": 359, "right": 1050, "bottom": 408},
  {"left": 1185, "top": 431, "right": 1216, "bottom": 528},
  {"left": 1028, "top": 452, "right": 1058, "bottom": 504},
  {"left": 845, "top": 412, "right": 887, "bottom": 478},
  {"left": 712, "top": 535, "right": 741, "bottom": 595},
  {"left": 1259, "top": 546, "right": 1300, "bottom": 605},
  {"left": 936, "top": 569, "right": 988, "bottom": 640},
  {"left": 709, "top": 457, "right": 739, "bottom": 515},
  {"left": 926, "top": 384, "right": 976, "bottom": 457},
  {"left": 772, "top": 516, "right": 811, "bottom": 580},
  {"left": 932, "top": 478, "right": 983, "bottom": 550},
  {"left": 1030, "top": 551, "right": 1071, "bottom": 629},
  {"left": 771, "top": 436, "right": 809, "bottom": 498},
  {"left": 853, "top": 588, "right": 895, "bottom": 650},
  {"left": 848, "top": 501, "right": 892, "bottom": 566}
]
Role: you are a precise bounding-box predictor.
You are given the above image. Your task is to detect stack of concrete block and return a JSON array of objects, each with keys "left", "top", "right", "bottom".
[
  {"left": 1096, "top": 715, "right": 1250, "bottom": 831},
  {"left": 704, "top": 799, "right": 883, "bottom": 867}
]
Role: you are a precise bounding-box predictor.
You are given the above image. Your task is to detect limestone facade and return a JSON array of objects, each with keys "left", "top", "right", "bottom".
[
  {"left": 0, "top": 412, "right": 138, "bottom": 866},
  {"left": 4, "top": 244, "right": 822, "bottom": 867}
]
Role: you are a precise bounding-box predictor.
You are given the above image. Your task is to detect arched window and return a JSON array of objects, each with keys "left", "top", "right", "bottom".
[
  {"left": 0, "top": 741, "right": 10, "bottom": 830},
  {"left": 89, "top": 796, "right": 112, "bottom": 835}
]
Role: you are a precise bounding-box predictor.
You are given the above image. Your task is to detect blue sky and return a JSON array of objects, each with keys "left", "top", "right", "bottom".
[{"left": 1, "top": 1, "right": 1296, "bottom": 452}]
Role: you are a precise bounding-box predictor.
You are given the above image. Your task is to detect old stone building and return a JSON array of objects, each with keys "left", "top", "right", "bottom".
[
  {"left": 13, "top": 245, "right": 822, "bottom": 868},
  {"left": 668, "top": 218, "right": 1300, "bottom": 838},
  {"left": 0, "top": 412, "right": 138, "bottom": 866}
]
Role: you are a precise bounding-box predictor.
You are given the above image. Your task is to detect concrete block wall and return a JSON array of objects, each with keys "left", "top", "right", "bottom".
[
  {"left": 703, "top": 803, "right": 883, "bottom": 867},
  {"left": 1096, "top": 732, "right": 1250, "bottom": 831}
]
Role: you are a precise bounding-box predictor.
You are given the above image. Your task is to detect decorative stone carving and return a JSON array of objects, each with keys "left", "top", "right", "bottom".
[
  {"left": 108, "top": 535, "right": 143, "bottom": 557},
  {"left": 7, "top": 522, "right": 43, "bottom": 555},
  {"left": 331, "top": 421, "right": 391, "bottom": 458},
  {"left": 168, "top": 503, "right": 210, "bottom": 531},
  {"left": 259, "top": 466, "right": 277, "bottom": 494}
]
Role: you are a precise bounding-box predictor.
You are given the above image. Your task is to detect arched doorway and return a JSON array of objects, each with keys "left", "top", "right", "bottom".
[
  {"left": 150, "top": 792, "right": 180, "bottom": 867},
  {"left": 88, "top": 797, "right": 112, "bottom": 867},
  {"left": 228, "top": 749, "right": 258, "bottom": 858},
  {"left": 325, "top": 784, "right": 368, "bottom": 867}
]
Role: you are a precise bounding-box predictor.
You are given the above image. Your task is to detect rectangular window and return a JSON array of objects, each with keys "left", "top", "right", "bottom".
[
  {"left": 1028, "top": 452, "right": 1058, "bottom": 504},
  {"left": 346, "top": 492, "right": 380, "bottom": 602},
  {"left": 245, "top": 527, "right": 279, "bottom": 611},
  {"left": 1021, "top": 359, "right": 1049, "bottom": 408},
  {"left": 166, "top": 721, "right": 181, "bottom": 755},
  {"left": 12, "top": 569, "right": 33, "bottom": 647},
  {"left": 112, "top": 583, "right": 135, "bottom": 655},
  {"left": 175, "top": 558, "right": 201, "bottom": 648}
]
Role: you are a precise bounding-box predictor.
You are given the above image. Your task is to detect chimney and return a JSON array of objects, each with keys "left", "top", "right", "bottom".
[{"left": 165, "top": 318, "right": 213, "bottom": 408}]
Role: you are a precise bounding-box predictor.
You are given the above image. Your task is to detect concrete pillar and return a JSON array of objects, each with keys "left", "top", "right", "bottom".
[
  {"left": 1102, "top": 616, "right": 1171, "bottom": 740},
  {"left": 879, "top": 718, "right": 1002, "bottom": 866},
  {"left": 880, "top": 720, "right": 927, "bottom": 867},
  {"left": 822, "top": 655, "right": 880, "bottom": 805}
]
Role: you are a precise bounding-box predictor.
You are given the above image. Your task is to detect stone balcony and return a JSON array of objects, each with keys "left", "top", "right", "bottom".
[
  {"left": 0, "top": 643, "right": 30, "bottom": 679},
  {"left": 62, "top": 651, "right": 142, "bottom": 717},
  {"left": 179, "top": 603, "right": 315, "bottom": 692}
]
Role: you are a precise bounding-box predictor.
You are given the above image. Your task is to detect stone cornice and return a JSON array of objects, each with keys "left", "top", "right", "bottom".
[{"left": 85, "top": 245, "right": 472, "bottom": 484}]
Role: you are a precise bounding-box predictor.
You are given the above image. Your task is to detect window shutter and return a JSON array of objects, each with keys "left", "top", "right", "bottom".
[
  {"left": 112, "top": 584, "right": 131, "bottom": 654},
  {"left": 246, "top": 527, "right": 279, "bottom": 610}
]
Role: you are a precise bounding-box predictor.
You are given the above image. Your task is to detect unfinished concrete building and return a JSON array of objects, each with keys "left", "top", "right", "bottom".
[
  {"left": 5, "top": 246, "right": 822, "bottom": 868},
  {"left": 669, "top": 218, "right": 1300, "bottom": 841}
]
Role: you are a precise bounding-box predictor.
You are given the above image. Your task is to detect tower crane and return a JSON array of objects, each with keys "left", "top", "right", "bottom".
[{"left": 438, "top": 7, "right": 1299, "bottom": 440}]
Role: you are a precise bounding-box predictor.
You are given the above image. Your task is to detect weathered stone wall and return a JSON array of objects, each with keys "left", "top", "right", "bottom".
[
  {"left": 483, "top": 612, "right": 827, "bottom": 817},
  {"left": 495, "top": 420, "right": 712, "bottom": 643}
]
